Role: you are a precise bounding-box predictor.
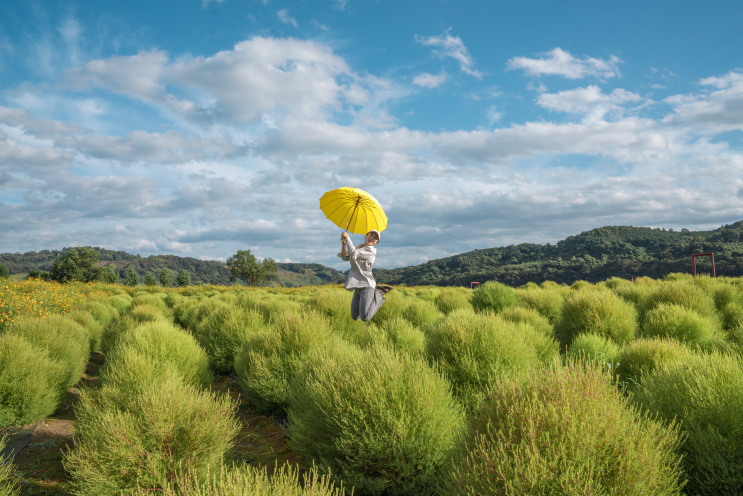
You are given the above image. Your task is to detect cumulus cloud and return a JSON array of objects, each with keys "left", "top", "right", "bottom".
[
  {"left": 664, "top": 71, "right": 743, "bottom": 132},
  {"left": 507, "top": 48, "right": 622, "bottom": 79},
  {"left": 415, "top": 30, "right": 482, "bottom": 79},
  {"left": 412, "top": 71, "right": 448, "bottom": 88},
  {"left": 537, "top": 86, "right": 643, "bottom": 123}
]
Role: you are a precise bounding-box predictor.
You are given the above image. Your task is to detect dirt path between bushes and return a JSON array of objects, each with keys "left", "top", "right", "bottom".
[{"left": 1, "top": 354, "right": 302, "bottom": 495}]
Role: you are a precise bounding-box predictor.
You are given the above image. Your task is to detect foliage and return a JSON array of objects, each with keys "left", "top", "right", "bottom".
[
  {"left": 554, "top": 289, "right": 638, "bottom": 347},
  {"left": 446, "top": 361, "right": 684, "bottom": 496},
  {"left": 144, "top": 273, "right": 158, "bottom": 286},
  {"left": 633, "top": 352, "right": 743, "bottom": 496},
  {"left": 125, "top": 266, "right": 139, "bottom": 286},
  {"left": 434, "top": 287, "right": 472, "bottom": 315},
  {"left": 49, "top": 247, "right": 104, "bottom": 283},
  {"left": 159, "top": 268, "right": 173, "bottom": 287},
  {"left": 402, "top": 298, "right": 444, "bottom": 328},
  {"left": 0, "top": 265, "right": 7, "bottom": 279},
  {"left": 126, "top": 463, "right": 344, "bottom": 496},
  {"left": 103, "top": 263, "right": 118, "bottom": 284},
  {"left": 0, "top": 333, "right": 67, "bottom": 428},
  {"left": 499, "top": 306, "right": 553, "bottom": 337},
  {"left": 197, "top": 306, "right": 266, "bottom": 374},
  {"left": 641, "top": 280, "right": 718, "bottom": 323},
  {"left": 68, "top": 310, "right": 104, "bottom": 351},
  {"left": 425, "top": 310, "right": 552, "bottom": 412},
  {"left": 0, "top": 436, "right": 20, "bottom": 496},
  {"left": 642, "top": 303, "right": 719, "bottom": 348},
  {"left": 617, "top": 337, "right": 691, "bottom": 382},
  {"left": 471, "top": 281, "right": 519, "bottom": 314},
  {"left": 288, "top": 343, "right": 465, "bottom": 496},
  {"left": 177, "top": 269, "right": 192, "bottom": 287},
  {"left": 566, "top": 333, "right": 621, "bottom": 365},
  {"left": 226, "top": 250, "right": 278, "bottom": 287},
  {"left": 515, "top": 287, "right": 564, "bottom": 324},
  {"left": 64, "top": 374, "right": 240, "bottom": 496}
]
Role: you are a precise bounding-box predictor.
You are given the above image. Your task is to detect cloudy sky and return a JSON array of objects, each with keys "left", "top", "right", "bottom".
[{"left": 1, "top": 0, "right": 742, "bottom": 270}]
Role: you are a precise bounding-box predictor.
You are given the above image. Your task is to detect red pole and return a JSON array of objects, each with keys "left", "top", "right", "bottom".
[{"left": 692, "top": 256, "right": 697, "bottom": 276}]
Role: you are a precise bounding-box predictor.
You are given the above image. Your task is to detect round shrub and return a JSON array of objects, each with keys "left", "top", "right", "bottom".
[
  {"left": 605, "top": 276, "right": 630, "bottom": 289},
  {"left": 612, "top": 283, "right": 651, "bottom": 309},
  {"left": 107, "top": 295, "right": 131, "bottom": 315},
  {"left": 378, "top": 317, "right": 426, "bottom": 356},
  {"left": 103, "top": 321, "right": 212, "bottom": 390},
  {"left": 499, "top": 306, "right": 553, "bottom": 337},
  {"left": 633, "top": 352, "right": 743, "bottom": 496},
  {"left": 6, "top": 315, "right": 90, "bottom": 389},
  {"left": 566, "top": 333, "right": 620, "bottom": 365},
  {"left": 129, "top": 463, "right": 343, "bottom": 496},
  {"left": 402, "top": 298, "right": 444, "bottom": 329},
  {"left": 130, "top": 293, "right": 170, "bottom": 315},
  {"left": 370, "top": 290, "right": 409, "bottom": 325},
  {"left": 416, "top": 286, "right": 441, "bottom": 302},
  {"left": 714, "top": 283, "right": 743, "bottom": 311},
  {"left": 521, "top": 281, "right": 539, "bottom": 290},
  {"left": 641, "top": 280, "right": 717, "bottom": 323},
  {"left": 618, "top": 337, "right": 691, "bottom": 382},
  {"left": 642, "top": 303, "right": 718, "bottom": 348},
  {"left": 288, "top": 343, "right": 465, "bottom": 496},
  {"left": 446, "top": 361, "right": 684, "bottom": 496},
  {"left": 64, "top": 375, "right": 240, "bottom": 496},
  {"left": 425, "top": 311, "right": 546, "bottom": 412},
  {"left": 540, "top": 280, "right": 561, "bottom": 289},
  {"left": 255, "top": 297, "right": 304, "bottom": 324},
  {"left": 720, "top": 303, "right": 743, "bottom": 332},
  {"left": 306, "top": 289, "right": 364, "bottom": 338},
  {"left": 515, "top": 288, "right": 563, "bottom": 324},
  {"left": 554, "top": 290, "right": 637, "bottom": 347},
  {"left": 68, "top": 310, "right": 103, "bottom": 352},
  {"left": 471, "top": 281, "right": 519, "bottom": 314},
  {"left": 173, "top": 298, "right": 199, "bottom": 328},
  {"left": 197, "top": 306, "right": 266, "bottom": 374},
  {"left": 163, "top": 292, "right": 184, "bottom": 309},
  {"left": 235, "top": 310, "right": 333, "bottom": 415},
  {"left": 184, "top": 299, "right": 233, "bottom": 332},
  {"left": 570, "top": 280, "right": 592, "bottom": 291},
  {"left": 79, "top": 300, "right": 118, "bottom": 324},
  {"left": 101, "top": 316, "right": 140, "bottom": 355},
  {"left": 0, "top": 333, "right": 67, "bottom": 428},
  {"left": 128, "top": 304, "right": 167, "bottom": 324},
  {"left": 434, "top": 287, "right": 472, "bottom": 315}
]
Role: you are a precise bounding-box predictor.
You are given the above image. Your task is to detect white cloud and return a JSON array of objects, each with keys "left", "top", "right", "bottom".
[
  {"left": 537, "top": 86, "right": 643, "bottom": 123},
  {"left": 664, "top": 72, "right": 743, "bottom": 132},
  {"left": 412, "top": 71, "right": 448, "bottom": 88},
  {"left": 202, "top": 0, "right": 226, "bottom": 7},
  {"left": 277, "top": 9, "right": 298, "bottom": 27},
  {"left": 650, "top": 83, "right": 666, "bottom": 89},
  {"left": 507, "top": 48, "right": 622, "bottom": 80},
  {"left": 486, "top": 106, "right": 502, "bottom": 124},
  {"left": 310, "top": 19, "right": 330, "bottom": 31},
  {"left": 415, "top": 30, "right": 482, "bottom": 79},
  {"left": 333, "top": 0, "right": 348, "bottom": 11}
]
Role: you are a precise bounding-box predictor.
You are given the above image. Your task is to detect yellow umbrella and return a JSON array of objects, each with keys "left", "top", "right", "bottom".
[{"left": 319, "top": 187, "right": 388, "bottom": 235}]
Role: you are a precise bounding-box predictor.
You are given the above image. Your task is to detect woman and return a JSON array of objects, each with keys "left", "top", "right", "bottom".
[{"left": 338, "top": 230, "right": 392, "bottom": 321}]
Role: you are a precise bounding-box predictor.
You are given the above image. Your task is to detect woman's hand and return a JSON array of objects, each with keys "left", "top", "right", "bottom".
[{"left": 341, "top": 232, "right": 350, "bottom": 240}]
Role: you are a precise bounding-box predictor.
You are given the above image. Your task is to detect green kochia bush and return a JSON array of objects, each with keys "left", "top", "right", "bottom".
[
  {"left": 128, "top": 463, "right": 344, "bottom": 496},
  {"left": 641, "top": 280, "right": 717, "bottom": 323},
  {"left": 68, "top": 310, "right": 104, "bottom": 352},
  {"left": 0, "top": 436, "right": 19, "bottom": 496},
  {"left": 499, "top": 306, "right": 553, "bottom": 337},
  {"left": 197, "top": 306, "right": 266, "bottom": 374},
  {"left": 0, "top": 334, "right": 67, "bottom": 428},
  {"left": 370, "top": 290, "right": 408, "bottom": 325},
  {"left": 426, "top": 310, "right": 557, "bottom": 412},
  {"left": 566, "top": 333, "right": 621, "bottom": 365},
  {"left": 235, "top": 310, "right": 333, "bottom": 415},
  {"left": 446, "top": 361, "right": 684, "bottom": 496},
  {"left": 642, "top": 303, "right": 719, "bottom": 348},
  {"left": 402, "top": 298, "right": 444, "bottom": 329},
  {"left": 633, "top": 352, "right": 743, "bottom": 496},
  {"left": 617, "top": 337, "right": 691, "bottom": 382},
  {"left": 128, "top": 304, "right": 168, "bottom": 324},
  {"left": 434, "top": 287, "right": 472, "bottom": 315},
  {"left": 79, "top": 300, "right": 119, "bottom": 325},
  {"left": 107, "top": 295, "right": 132, "bottom": 315},
  {"left": 555, "top": 290, "right": 637, "bottom": 348},
  {"left": 305, "top": 289, "right": 364, "bottom": 338},
  {"left": 5, "top": 315, "right": 90, "bottom": 390},
  {"left": 514, "top": 288, "right": 564, "bottom": 324},
  {"left": 288, "top": 343, "right": 465, "bottom": 496},
  {"left": 471, "top": 281, "right": 519, "bottom": 314},
  {"left": 64, "top": 375, "right": 240, "bottom": 496},
  {"left": 103, "top": 321, "right": 212, "bottom": 390},
  {"left": 130, "top": 293, "right": 170, "bottom": 315}
]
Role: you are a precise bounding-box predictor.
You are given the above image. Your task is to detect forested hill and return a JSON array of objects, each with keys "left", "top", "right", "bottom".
[
  {"left": 373, "top": 221, "right": 743, "bottom": 287},
  {"left": 0, "top": 248, "right": 346, "bottom": 287}
]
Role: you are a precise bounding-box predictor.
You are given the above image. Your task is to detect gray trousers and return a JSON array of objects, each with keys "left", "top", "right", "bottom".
[{"left": 351, "top": 287, "right": 385, "bottom": 321}]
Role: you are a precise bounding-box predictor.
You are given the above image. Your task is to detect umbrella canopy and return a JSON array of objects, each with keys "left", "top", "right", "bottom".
[{"left": 319, "top": 187, "right": 388, "bottom": 235}]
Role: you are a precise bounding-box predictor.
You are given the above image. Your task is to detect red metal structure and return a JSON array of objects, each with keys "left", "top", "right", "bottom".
[
  {"left": 470, "top": 282, "right": 480, "bottom": 289},
  {"left": 691, "top": 253, "right": 716, "bottom": 277}
]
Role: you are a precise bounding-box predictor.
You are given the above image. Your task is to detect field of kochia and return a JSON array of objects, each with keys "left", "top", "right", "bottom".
[{"left": 1, "top": 274, "right": 742, "bottom": 495}]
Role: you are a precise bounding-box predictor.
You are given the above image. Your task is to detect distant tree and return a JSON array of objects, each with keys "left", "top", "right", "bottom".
[
  {"left": 103, "top": 263, "right": 118, "bottom": 284},
  {"left": 226, "top": 250, "right": 278, "bottom": 287},
  {"left": 159, "top": 268, "right": 173, "bottom": 287},
  {"left": 125, "top": 266, "right": 140, "bottom": 286},
  {"left": 49, "top": 247, "right": 103, "bottom": 283},
  {"left": 27, "top": 269, "right": 49, "bottom": 280},
  {"left": 176, "top": 270, "right": 191, "bottom": 287},
  {"left": 0, "top": 265, "right": 8, "bottom": 279},
  {"left": 144, "top": 273, "right": 158, "bottom": 286}
]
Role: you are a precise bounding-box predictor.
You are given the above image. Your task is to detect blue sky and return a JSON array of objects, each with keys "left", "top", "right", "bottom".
[{"left": 1, "top": 0, "right": 742, "bottom": 270}]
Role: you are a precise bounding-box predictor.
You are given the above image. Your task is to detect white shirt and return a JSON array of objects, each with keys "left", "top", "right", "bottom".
[{"left": 337, "top": 237, "right": 377, "bottom": 290}]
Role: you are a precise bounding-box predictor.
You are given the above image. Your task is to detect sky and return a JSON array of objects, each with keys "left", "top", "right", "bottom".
[{"left": 1, "top": 0, "right": 742, "bottom": 270}]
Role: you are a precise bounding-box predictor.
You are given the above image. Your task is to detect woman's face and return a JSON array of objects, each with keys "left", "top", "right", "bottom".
[{"left": 365, "top": 232, "right": 379, "bottom": 246}]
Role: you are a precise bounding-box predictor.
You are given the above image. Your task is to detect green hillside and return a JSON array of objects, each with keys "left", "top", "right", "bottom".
[
  {"left": 374, "top": 221, "right": 743, "bottom": 286},
  {"left": 0, "top": 248, "right": 346, "bottom": 287}
]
